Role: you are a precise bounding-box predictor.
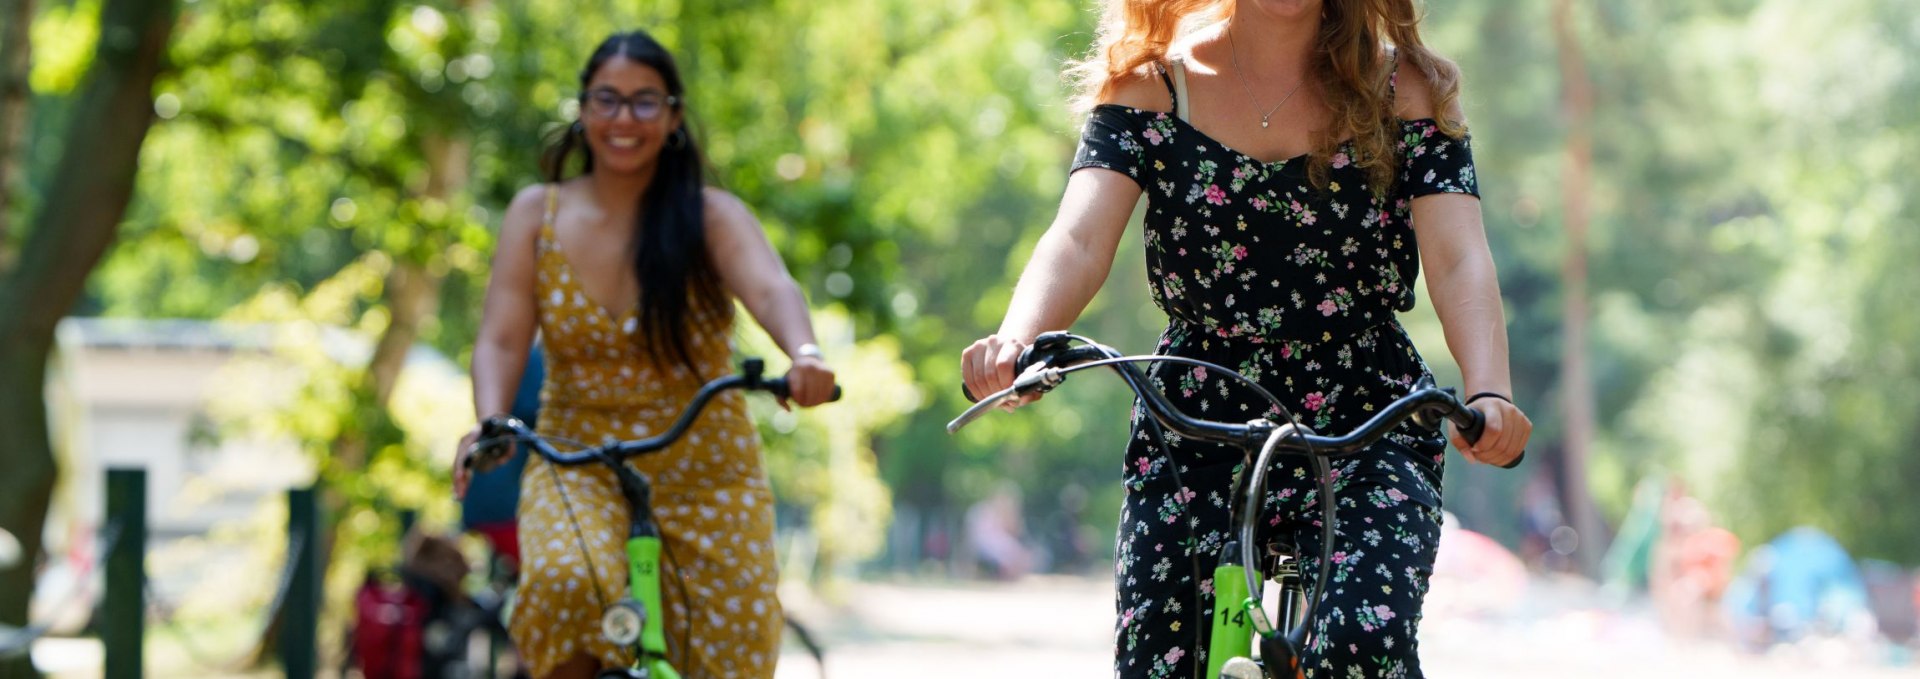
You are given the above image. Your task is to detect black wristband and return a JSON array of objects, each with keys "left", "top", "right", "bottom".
[{"left": 1465, "top": 392, "right": 1513, "bottom": 406}]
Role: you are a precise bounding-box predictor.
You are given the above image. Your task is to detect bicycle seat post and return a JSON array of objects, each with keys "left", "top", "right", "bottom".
[{"left": 1269, "top": 546, "right": 1306, "bottom": 633}]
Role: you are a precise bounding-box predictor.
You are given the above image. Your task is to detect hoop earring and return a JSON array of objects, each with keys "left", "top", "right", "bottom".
[
  {"left": 571, "top": 120, "right": 586, "bottom": 138},
  {"left": 667, "top": 127, "right": 688, "bottom": 150}
]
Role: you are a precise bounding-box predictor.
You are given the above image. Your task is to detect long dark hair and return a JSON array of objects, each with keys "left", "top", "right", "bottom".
[{"left": 540, "top": 31, "right": 725, "bottom": 375}]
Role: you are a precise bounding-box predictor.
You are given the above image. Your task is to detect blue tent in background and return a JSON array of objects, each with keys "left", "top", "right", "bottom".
[{"left": 1723, "top": 526, "right": 1872, "bottom": 645}]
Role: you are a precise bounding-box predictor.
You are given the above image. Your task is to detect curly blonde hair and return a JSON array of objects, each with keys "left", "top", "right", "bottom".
[{"left": 1068, "top": 0, "right": 1467, "bottom": 193}]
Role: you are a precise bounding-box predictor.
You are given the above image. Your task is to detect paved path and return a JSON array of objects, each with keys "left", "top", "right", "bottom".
[
  {"left": 777, "top": 575, "right": 1919, "bottom": 679},
  {"left": 31, "top": 571, "right": 1916, "bottom": 677}
]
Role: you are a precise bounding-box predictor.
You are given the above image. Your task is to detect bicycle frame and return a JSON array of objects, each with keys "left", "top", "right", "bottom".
[
  {"left": 610, "top": 458, "right": 679, "bottom": 679},
  {"left": 472, "top": 358, "right": 836, "bottom": 679},
  {"left": 1206, "top": 542, "right": 1308, "bottom": 679}
]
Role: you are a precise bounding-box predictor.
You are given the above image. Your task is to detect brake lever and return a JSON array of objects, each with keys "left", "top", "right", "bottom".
[{"left": 948, "top": 363, "right": 1066, "bottom": 434}]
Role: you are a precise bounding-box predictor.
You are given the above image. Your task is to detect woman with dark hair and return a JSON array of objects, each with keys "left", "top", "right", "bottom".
[
  {"left": 453, "top": 31, "right": 834, "bottom": 679},
  {"left": 961, "top": 0, "right": 1531, "bottom": 676}
]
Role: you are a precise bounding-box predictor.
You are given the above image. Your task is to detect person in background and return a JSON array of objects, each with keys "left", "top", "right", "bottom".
[{"left": 453, "top": 31, "right": 836, "bottom": 679}]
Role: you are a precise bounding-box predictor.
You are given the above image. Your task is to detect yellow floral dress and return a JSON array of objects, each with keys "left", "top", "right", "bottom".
[{"left": 511, "top": 187, "right": 781, "bottom": 678}]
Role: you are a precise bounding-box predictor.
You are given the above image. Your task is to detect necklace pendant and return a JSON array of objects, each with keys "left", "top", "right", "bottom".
[{"left": 1261, "top": 119, "right": 1270, "bottom": 128}]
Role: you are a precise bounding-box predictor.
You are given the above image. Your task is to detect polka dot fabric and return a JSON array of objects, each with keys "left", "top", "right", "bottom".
[{"left": 510, "top": 186, "right": 781, "bottom": 678}]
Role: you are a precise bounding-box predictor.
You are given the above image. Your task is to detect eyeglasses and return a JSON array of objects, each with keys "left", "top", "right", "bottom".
[{"left": 584, "top": 88, "right": 678, "bottom": 121}]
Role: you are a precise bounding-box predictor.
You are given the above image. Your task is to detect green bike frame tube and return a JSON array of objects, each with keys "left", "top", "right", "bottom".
[
  {"left": 627, "top": 535, "right": 681, "bottom": 679},
  {"left": 1207, "top": 541, "right": 1255, "bottom": 679}
]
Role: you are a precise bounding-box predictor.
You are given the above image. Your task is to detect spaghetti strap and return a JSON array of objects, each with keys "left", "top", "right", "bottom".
[
  {"left": 1155, "top": 62, "right": 1179, "bottom": 114},
  {"left": 536, "top": 184, "right": 560, "bottom": 254},
  {"left": 1169, "top": 58, "right": 1191, "bottom": 122},
  {"left": 542, "top": 184, "right": 559, "bottom": 229}
]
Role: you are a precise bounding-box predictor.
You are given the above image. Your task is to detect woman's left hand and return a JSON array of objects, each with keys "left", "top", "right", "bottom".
[
  {"left": 782, "top": 355, "right": 836, "bottom": 409},
  {"left": 1451, "top": 397, "right": 1531, "bottom": 467}
]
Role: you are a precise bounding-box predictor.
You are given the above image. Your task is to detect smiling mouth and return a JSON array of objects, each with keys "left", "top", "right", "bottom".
[{"left": 609, "top": 137, "right": 640, "bottom": 149}]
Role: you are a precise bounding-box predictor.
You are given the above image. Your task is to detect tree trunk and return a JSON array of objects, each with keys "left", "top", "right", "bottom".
[
  {"left": 0, "top": 0, "right": 32, "bottom": 268},
  {"left": 1552, "top": 0, "right": 1607, "bottom": 575},
  {"left": 0, "top": 340, "right": 55, "bottom": 679},
  {"left": 0, "top": 0, "right": 176, "bottom": 676}
]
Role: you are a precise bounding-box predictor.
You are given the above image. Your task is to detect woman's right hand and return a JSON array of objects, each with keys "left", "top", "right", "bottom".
[
  {"left": 452, "top": 425, "right": 482, "bottom": 500},
  {"left": 961, "top": 334, "right": 1030, "bottom": 405}
]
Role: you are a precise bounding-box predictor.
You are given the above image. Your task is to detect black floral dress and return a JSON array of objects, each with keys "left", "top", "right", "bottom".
[{"left": 1071, "top": 62, "right": 1479, "bottom": 679}]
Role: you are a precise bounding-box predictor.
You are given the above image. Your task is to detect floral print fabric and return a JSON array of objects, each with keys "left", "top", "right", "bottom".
[{"left": 1071, "top": 63, "right": 1480, "bottom": 679}]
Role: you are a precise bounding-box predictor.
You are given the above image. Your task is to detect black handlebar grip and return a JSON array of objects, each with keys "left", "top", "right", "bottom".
[
  {"left": 1458, "top": 406, "right": 1524, "bottom": 469},
  {"left": 466, "top": 416, "right": 520, "bottom": 469},
  {"left": 1457, "top": 407, "right": 1485, "bottom": 445},
  {"left": 962, "top": 383, "right": 977, "bottom": 403},
  {"left": 766, "top": 378, "right": 842, "bottom": 403}
]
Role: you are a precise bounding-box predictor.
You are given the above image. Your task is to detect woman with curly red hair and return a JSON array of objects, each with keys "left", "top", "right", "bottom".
[{"left": 963, "top": 1, "right": 1532, "bottom": 676}]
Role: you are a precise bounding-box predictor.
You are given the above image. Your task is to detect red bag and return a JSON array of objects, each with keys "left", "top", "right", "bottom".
[{"left": 352, "top": 575, "right": 430, "bottom": 679}]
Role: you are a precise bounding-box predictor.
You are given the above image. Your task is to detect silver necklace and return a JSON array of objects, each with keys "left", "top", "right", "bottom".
[{"left": 1227, "top": 24, "right": 1305, "bottom": 129}]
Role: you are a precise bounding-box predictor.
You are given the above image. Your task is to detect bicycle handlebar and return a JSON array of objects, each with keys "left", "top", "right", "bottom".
[
  {"left": 467, "top": 358, "right": 841, "bottom": 468},
  {"left": 955, "top": 332, "right": 1520, "bottom": 668},
  {"left": 954, "top": 331, "right": 1520, "bottom": 468}
]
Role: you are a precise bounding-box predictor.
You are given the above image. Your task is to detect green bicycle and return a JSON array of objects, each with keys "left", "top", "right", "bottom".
[{"left": 468, "top": 358, "right": 838, "bottom": 679}]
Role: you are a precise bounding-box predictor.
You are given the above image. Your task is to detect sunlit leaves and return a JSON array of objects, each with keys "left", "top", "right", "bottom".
[{"left": 27, "top": 0, "right": 101, "bottom": 94}]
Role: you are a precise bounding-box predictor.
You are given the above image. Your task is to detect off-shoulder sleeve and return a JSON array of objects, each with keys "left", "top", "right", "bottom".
[
  {"left": 1070, "top": 105, "right": 1153, "bottom": 190},
  {"left": 1398, "top": 120, "right": 1479, "bottom": 198}
]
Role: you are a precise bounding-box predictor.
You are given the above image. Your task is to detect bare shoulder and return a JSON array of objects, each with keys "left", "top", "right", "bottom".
[
  {"left": 702, "top": 186, "right": 757, "bottom": 228},
  {"left": 499, "top": 183, "right": 551, "bottom": 246},
  {"left": 1392, "top": 55, "right": 1468, "bottom": 124},
  {"left": 1097, "top": 65, "right": 1173, "bottom": 112}
]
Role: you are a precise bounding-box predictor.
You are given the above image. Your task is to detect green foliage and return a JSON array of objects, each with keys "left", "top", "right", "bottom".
[
  {"left": 1460, "top": 0, "right": 1920, "bottom": 563},
  {"left": 736, "top": 308, "right": 917, "bottom": 581},
  {"left": 27, "top": 0, "right": 100, "bottom": 94},
  {"left": 37, "top": 0, "right": 1920, "bottom": 579},
  {"left": 204, "top": 252, "right": 468, "bottom": 570}
]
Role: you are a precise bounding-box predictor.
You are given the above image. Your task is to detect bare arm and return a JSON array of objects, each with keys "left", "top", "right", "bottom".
[
  {"left": 455, "top": 184, "right": 544, "bottom": 497},
  {"left": 1401, "top": 60, "right": 1530, "bottom": 465},
  {"left": 470, "top": 186, "right": 545, "bottom": 420},
  {"left": 704, "top": 187, "right": 835, "bottom": 407},
  {"left": 1413, "top": 195, "right": 1511, "bottom": 398},
  {"left": 962, "top": 71, "right": 1166, "bottom": 400},
  {"left": 997, "top": 171, "right": 1143, "bottom": 341},
  {"left": 962, "top": 170, "right": 1142, "bottom": 399},
  {"left": 1412, "top": 193, "right": 1528, "bottom": 466},
  {"left": 705, "top": 187, "right": 817, "bottom": 358}
]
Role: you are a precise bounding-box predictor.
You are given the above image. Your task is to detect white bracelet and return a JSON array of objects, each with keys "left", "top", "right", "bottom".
[{"left": 795, "top": 343, "right": 824, "bottom": 359}]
